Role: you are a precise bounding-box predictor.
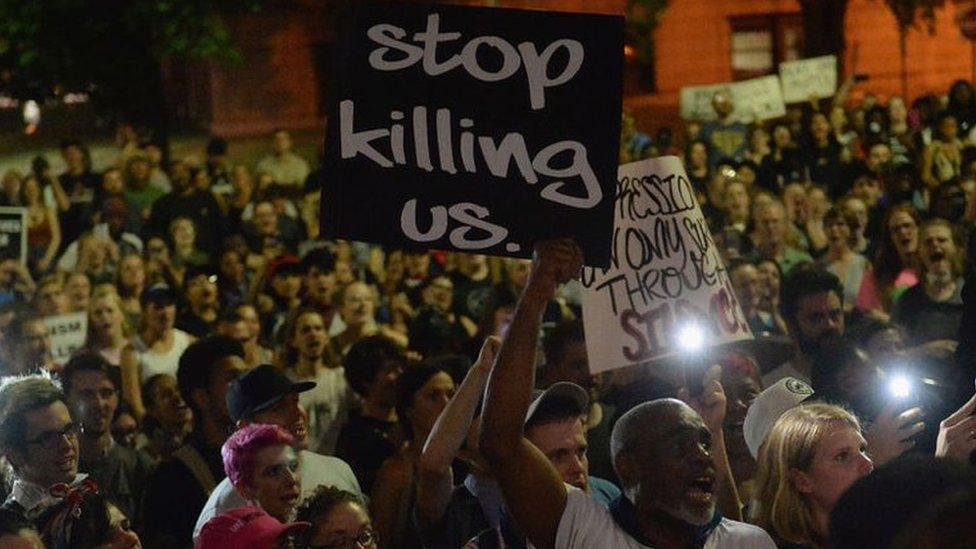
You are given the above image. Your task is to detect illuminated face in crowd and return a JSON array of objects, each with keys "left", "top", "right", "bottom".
[
  {"left": 307, "top": 501, "right": 377, "bottom": 549},
  {"left": 792, "top": 291, "right": 844, "bottom": 354},
  {"left": 792, "top": 422, "right": 873, "bottom": 515},
  {"left": 730, "top": 264, "right": 761, "bottom": 316},
  {"left": 825, "top": 214, "right": 852, "bottom": 252},
  {"left": 14, "top": 401, "right": 79, "bottom": 488},
  {"left": 754, "top": 203, "right": 786, "bottom": 249},
  {"left": 725, "top": 181, "right": 749, "bottom": 221},
  {"left": 919, "top": 223, "right": 957, "bottom": 279},
  {"left": 118, "top": 254, "right": 145, "bottom": 291},
  {"left": 67, "top": 369, "right": 118, "bottom": 438},
  {"left": 341, "top": 283, "right": 376, "bottom": 328},
  {"left": 887, "top": 211, "right": 918, "bottom": 261},
  {"left": 66, "top": 273, "right": 91, "bottom": 312},
  {"left": 291, "top": 312, "right": 327, "bottom": 362},
  {"left": 36, "top": 282, "right": 68, "bottom": 316},
  {"left": 238, "top": 444, "right": 301, "bottom": 522},
  {"left": 90, "top": 294, "right": 124, "bottom": 339},
  {"left": 688, "top": 142, "right": 708, "bottom": 170},
  {"left": 529, "top": 413, "right": 590, "bottom": 491}
]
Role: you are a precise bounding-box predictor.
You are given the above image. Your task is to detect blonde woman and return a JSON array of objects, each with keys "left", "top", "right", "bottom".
[
  {"left": 87, "top": 287, "right": 132, "bottom": 366},
  {"left": 752, "top": 403, "right": 873, "bottom": 548},
  {"left": 88, "top": 287, "right": 146, "bottom": 418}
]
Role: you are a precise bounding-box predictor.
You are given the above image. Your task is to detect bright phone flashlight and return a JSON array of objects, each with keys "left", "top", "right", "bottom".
[
  {"left": 889, "top": 376, "right": 912, "bottom": 399},
  {"left": 677, "top": 323, "right": 705, "bottom": 353}
]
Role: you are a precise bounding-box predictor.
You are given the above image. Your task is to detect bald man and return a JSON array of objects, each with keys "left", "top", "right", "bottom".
[{"left": 480, "top": 240, "right": 774, "bottom": 548}]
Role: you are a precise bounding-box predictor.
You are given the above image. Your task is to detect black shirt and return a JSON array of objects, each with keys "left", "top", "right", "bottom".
[
  {"left": 146, "top": 190, "right": 225, "bottom": 251},
  {"left": 142, "top": 432, "right": 223, "bottom": 549},
  {"left": 335, "top": 411, "right": 397, "bottom": 495},
  {"left": 79, "top": 441, "right": 153, "bottom": 528},
  {"left": 893, "top": 281, "right": 965, "bottom": 346}
]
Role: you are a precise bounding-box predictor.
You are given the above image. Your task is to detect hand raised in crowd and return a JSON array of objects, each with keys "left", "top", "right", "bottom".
[
  {"left": 865, "top": 400, "right": 925, "bottom": 465},
  {"left": 525, "top": 239, "right": 583, "bottom": 301},
  {"left": 678, "top": 363, "right": 727, "bottom": 435},
  {"left": 473, "top": 334, "right": 502, "bottom": 372},
  {"left": 936, "top": 392, "right": 976, "bottom": 461}
]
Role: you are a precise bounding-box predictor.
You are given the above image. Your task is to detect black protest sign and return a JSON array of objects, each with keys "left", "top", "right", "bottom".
[
  {"left": 322, "top": 2, "right": 623, "bottom": 267},
  {"left": 0, "top": 207, "right": 26, "bottom": 264}
]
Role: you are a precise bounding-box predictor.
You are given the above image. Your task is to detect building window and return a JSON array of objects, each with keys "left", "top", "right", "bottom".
[{"left": 729, "top": 15, "right": 804, "bottom": 81}]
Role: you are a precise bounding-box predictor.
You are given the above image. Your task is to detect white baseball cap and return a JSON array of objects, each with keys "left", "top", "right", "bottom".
[
  {"left": 743, "top": 377, "right": 814, "bottom": 458},
  {"left": 525, "top": 382, "right": 589, "bottom": 426}
]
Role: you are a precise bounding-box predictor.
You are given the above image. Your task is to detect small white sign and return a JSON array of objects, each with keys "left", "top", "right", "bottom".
[
  {"left": 43, "top": 312, "right": 88, "bottom": 365},
  {"left": 780, "top": 55, "right": 838, "bottom": 104}
]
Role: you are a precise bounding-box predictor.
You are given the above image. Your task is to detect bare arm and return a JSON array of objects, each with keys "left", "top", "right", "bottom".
[
  {"left": 416, "top": 336, "right": 500, "bottom": 525},
  {"left": 679, "top": 365, "right": 742, "bottom": 520},
  {"left": 369, "top": 456, "right": 411, "bottom": 549},
  {"left": 39, "top": 207, "right": 61, "bottom": 271},
  {"left": 479, "top": 240, "right": 582, "bottom": 549},
  {"left": 49, "top": 178, "right": 71, "bottom": 212},
  {"left": 832, "top": 75, "right": 856, "bottom": 109},
  {"left": 120, "top": 345, "right": 146, "bottom": 420},
  {"left": 921, "top": 145, "right": 937, "bottom": 189}
]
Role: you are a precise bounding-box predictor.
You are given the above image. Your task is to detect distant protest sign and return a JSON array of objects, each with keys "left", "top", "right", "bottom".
[
  {"left": 734, "top": 76, "right": 787, "bottom": 121},
  {"left": 680, "top": 76, "right": 785, "bottom": 122},
  {"left": 44, "top": 312, "right": 87, "bottom": 365},
  {"left": 0, "top": 207, "right": 26, "bottom": 265},
  {"left": 581, "top": 157, "right": 752, "bottom": 374},
  {"left": 323, "top": 3, "right": 624, "bottom": 267},
  {"left": 780, "top": 55, "right": 837, "bottom": 103},
  {"left": 679, "top": 83, "right": 731, "bottom": 122}
]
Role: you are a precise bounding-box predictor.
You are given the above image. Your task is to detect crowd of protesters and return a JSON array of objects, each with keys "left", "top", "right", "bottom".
[{"left": 1, "top": 75, "right": 976, "bottom": 548}]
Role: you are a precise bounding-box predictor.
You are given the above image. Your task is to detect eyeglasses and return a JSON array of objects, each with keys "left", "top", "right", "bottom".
[
  {"left": 77, "top": 388, "right": 118, "bottom": 402},
  {"left": 24, "top": 422, "right": 79, "bottom": 449},
  {"left": 312, "top": 528, "right": 378, "bottom": 549}
]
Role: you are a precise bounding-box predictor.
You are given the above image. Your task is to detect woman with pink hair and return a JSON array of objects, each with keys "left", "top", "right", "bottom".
[{"left": 220, "top": 423, "right": 302, "bottom": 523}]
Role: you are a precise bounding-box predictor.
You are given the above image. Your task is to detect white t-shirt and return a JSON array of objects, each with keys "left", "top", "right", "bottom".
[
  {"left": 555, "top": 489, "right": 775, "bottom": 549},
  {"left": 193, "top": 449, "right": 362, "bottom": 542},
  {"left": 133, "top": 329, "right": 193, "bottom": 382},
  {"left": 761, "top": 360, "right": 810, "bottom": 389},
  {"left": 296, "top": 366, "right": 355, "bottom": 456}
]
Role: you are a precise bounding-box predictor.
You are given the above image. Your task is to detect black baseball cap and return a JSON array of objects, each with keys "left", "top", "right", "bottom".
[
  {"left": 141, "top": 283, "right": 177, "bottom": 306},
  {"left": 226, "top": 364, "right": 316, "bottom": 423}
]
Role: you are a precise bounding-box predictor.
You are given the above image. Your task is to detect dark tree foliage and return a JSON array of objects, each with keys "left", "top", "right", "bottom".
[{"left": 0, "top": 0, "right": 262, "bottom": 135}]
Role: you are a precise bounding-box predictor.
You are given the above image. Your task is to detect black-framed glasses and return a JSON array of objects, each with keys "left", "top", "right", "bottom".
[
  {"left": 24, "top": 422, "right": 79, "bottom": 449},
  {"left": 311, "top": 527, "right": 378, "bottom": 549}
]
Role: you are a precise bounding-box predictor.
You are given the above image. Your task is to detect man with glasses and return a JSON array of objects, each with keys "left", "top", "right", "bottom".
[
  {"left": 60, "top": 352, "right": 152, "bottom": 526},
  {"left": 0, "top": 375, "right": 84, "bottom": 520}
]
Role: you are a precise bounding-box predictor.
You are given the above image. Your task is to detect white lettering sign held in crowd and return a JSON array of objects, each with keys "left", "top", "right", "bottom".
[
  {"left": 323, "top": 3, "right": 624, "bottom": 267},
  {"left": 43, "top": 312, "right": 87, "bottom": 366},
  {"left": 581, "top": 156, "right": 752, "bottom": 374},
  {"left": 780, "top": 55, "right": 837, "bottom": 104},
  {"left": 680, "top": 76, "right": 786, "bottom": 123},
  {"left": 0, "top": 207, "right": 27, "bottom": 265}
]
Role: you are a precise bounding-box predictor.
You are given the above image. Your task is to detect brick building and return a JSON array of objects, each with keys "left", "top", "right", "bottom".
[{"left": 163, "top": 0, "right": 976, "bottom": 136}]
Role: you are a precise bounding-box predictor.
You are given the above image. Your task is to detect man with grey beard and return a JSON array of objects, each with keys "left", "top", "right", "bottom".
[
  {"left": 894, "top": 218, "right": 965, "bottom": 345},
  {"left": 479, "top": 239, "right": 774, "bottom": 548}
]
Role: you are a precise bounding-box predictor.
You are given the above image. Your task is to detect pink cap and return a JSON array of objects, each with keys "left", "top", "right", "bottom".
[{"left": 196, "top": 506, "right": 311, "bottom": 549}]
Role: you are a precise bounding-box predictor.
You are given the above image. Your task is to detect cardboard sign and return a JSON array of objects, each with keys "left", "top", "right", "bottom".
[
  {"left": 680, "top": 83, "right": 733, "bottom": 122},
  {"left": 780, "top": 55, "right": 837, "bottom": 104},
  {"left": 580, "top": 156, "right": 752, "bottom": 374},
  {"left": 0, "top": 207, "right": 27, "bottom": 265},
  {"left": 735, "top": 75, "right": 788, "bottom": 121},
  {"left": 322, "top": 3, "right": 624, "bottom": 267},
  {"left": 44, "top": 312, "right": 87, "bottom": 365},
  {"left": 680, "top": 76, "right": 785, "bottom": 122}
]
